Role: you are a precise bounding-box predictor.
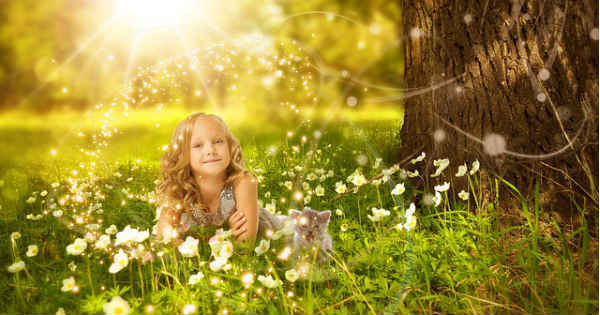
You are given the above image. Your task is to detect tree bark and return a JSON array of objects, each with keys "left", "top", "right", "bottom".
[{"left": 399, "top": 0, "right": 598, "bottom": 216}]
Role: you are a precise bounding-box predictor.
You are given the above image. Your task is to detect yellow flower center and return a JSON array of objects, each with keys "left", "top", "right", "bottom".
[{"left": 114, "top": 306, "right": 124, "bottom": 315}]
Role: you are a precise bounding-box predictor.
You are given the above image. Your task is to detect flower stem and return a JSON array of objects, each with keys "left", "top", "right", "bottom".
[{"left": 85, "top": 255, "right": 95, "bottom": 296}]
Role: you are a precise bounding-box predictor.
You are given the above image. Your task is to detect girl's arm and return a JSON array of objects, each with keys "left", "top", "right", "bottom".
[
  {"left": 156, "top": 204, "right": 182, "bottom": 243},
  {"left": 232, "top": 172, "right": 259, "bottom": 242}
]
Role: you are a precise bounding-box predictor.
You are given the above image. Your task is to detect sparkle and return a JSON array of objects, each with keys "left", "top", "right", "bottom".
[
  {"left": 537, "top": 68, "right": 550, "bottom": 81},
  {"left": 591, "top": 28, "right": 599, "bottom": 40},
  {"left": 483, "top": 133, "right": 506, "bottom": 156},
  {"left": 182, "top": 304, "right": 196, "bottom": 315},
  {"left": 294, "top": 191, "right": 303, "bottom": 201},
  {"left": 433, "top": 129, "right": 446, "bottom": 143},
  {"left": 536, "top": 92, "right": 547, "bottom": 102},
  {"left": 346, "top": 96, "right": 357, "bottom": 107},
  {"left": 464, "top": 14, "right": 473, "bottom": 24},
  {"left": 50, "top": 149, "right": 57, "bottom": 156}
]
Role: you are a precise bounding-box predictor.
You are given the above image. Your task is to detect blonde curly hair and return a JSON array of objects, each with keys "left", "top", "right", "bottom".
[{"left": 156, "top": 112, "right": 248, "bottom": 216}]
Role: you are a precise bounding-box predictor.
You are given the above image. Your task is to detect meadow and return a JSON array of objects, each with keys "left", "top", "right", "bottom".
[{"left": 0, "top": 107, "right": 597, "bottom": 315}]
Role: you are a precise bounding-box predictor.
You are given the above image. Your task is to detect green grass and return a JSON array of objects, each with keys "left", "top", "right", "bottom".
[{"left": 0, "top": 107, "right": 597, "bottom": 315}]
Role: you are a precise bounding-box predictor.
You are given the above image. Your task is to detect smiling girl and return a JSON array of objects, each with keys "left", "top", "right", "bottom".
[{"left": 155, "top": 113, "right": 279, "bottom": 244}]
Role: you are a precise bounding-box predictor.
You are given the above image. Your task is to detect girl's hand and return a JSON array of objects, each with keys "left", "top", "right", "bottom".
[{"left": 228, "top": 210, "right": 248, "bottom": 238}]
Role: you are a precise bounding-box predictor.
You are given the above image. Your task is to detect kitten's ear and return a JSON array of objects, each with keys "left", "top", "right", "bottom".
[
  {"left": 289, "top": 209, "right": 302, "bottom": 218},
  {"left": 318, "top": 210, "right": 331, "bottom": 224}
]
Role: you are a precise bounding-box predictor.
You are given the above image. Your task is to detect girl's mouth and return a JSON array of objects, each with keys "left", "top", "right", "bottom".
[{"left": 204, "top": 159, "right": 221, "bottom": 164}]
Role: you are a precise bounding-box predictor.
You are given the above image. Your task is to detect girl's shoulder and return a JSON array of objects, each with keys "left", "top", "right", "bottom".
[{"left": 231, "top": 171, "right": 257, "bottom": 195}]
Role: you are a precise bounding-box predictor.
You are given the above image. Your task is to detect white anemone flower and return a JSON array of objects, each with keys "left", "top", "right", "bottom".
[
  {"left": 26, "top": 245, "right": 39, "bottom": 257},
  {"left": 350, "top": 173, "right": 367, "bottom": 187},
  {"left": 391, "top": 183, "right": 405, "bottom": 195},
  {"left": 434, "top": 182, "right": 450, "bottom": 192},
  {"left": 178, "top": 236, "right": 199, "bottom": 258},
  {"left": 458, "top": 190, "right": 470, "bottom": 201},
  {"left": 105, "top": 224, "right": 118, "bottom": 235},
  {"left": 102, "top": 296, "right": 131, "bottom": 315},
  {"left": 405, "top": 203, "right": 416, "bottom": 217},
  {"left": 334, "top": 182, "right": 347, "bottom": 194},
  {"left": 285, "top": 269, "right": 299, "bottom": 282},
  {"left": 410, "top": 152, "right": 426, "bottom": 164},
  {"left": 404, "top": 215, "right": 417, "bottom": 231},
  {"left": 109, "top": 249, "right": 129, "bottom": 274},
  {"left": 432, "top": 191, "right": 443, "bottom": 207},
  {"left": 470, "top": 160, "right": 480, "bottom": 175},
  {"left": 407, "top": 170, "right": 419, "bottom": 178},
  {"left": 258, "top": 275, "right": 282, "bottom": 288},
  {"left": 254, "top": 239, "right": 270, "bottom": 256},
  {"left": 209, "top": 257, "right": 228, "bottom": 271},
  {"left": 66, "top": 238, "right": 87, "bottom": 256},
  {"left": 217, "top": 241, "right": 234, "bottom": 259},
  {"left": 7, "top": 261, "right": 25, "bottom": 273},
  {"left": 114, "top": 225, "right": 138, "bottom": 246},
  {"left": 61, "top": 276, "right": 76, "bottom": 292},
  {"left": 430, "top": 158, "right": 450, "bottom": 178},
  {"left": 315, "top": 185, "right": 325, "bottom": 196},
  {"left": 134, "top": 229, "right": 150, "bottom": 243},
  {"left": 94, "top": 235, "right": 111, "bottom": 251},
  {"left": 367, "top": 208, "right": 390, "bottom": 222},
  {"left": 188, "top": 272, "right": 204, "bottom": 285},
  {"left": 455, "top": 164, "right": 468, "bottom": 177}
]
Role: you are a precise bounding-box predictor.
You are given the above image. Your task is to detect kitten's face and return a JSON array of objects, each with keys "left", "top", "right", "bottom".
[{"left": 289, "top": 208, "right": 331, "bottom": 242}]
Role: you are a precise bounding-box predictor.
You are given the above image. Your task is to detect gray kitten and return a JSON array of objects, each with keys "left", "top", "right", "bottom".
[{"left": 289, "top": 208, "right": 332, "bottom": 256}]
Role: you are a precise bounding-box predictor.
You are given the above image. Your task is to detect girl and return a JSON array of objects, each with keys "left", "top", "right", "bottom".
[{"left": 155, "top": 112, "right": 279, "bottom": 243}]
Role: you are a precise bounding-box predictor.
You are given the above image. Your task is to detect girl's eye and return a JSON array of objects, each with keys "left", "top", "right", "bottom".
[{"left": 215, "top": 139, "right": 224, "bottom": 144}]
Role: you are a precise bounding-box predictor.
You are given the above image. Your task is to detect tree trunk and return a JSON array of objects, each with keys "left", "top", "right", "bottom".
[{"left": 398, "top": 0, "right": 598, "bottom": 217}]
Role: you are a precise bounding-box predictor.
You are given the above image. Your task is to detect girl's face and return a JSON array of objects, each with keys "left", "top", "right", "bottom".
[{"left": 189, "top": 117, "right": 231, "bottom": 178}]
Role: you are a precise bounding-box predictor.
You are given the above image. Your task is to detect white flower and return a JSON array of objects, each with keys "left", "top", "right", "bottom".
[
  {"left": 26, "top": 196, "right": 36, "bottom": 204},
  {"left": 306, "top": 173, "right": 317, "bottom": 181},
  {"left": 209, "top": 257, "right": 228, "bottom": 271},
  {"left": 367, "top": 208, "right": 390, "bottom": 222},
  {"left": 105, "top": 225, "right": 117, "bottom": 235},
  {"left": 188, "top": 272, "right": 204, "bottom": 285},
  {"left": 285, "top": 269, "right": 299, "bottom": 282},
  {"left": 284, "top": 181, "right": 293, "bottom": 190},
  {"left": 430, "top": 158, "right": 450, "bottom": 177},
  {"left": 302, "top": 182, "right": 310, "bottom": 191},
  {"left": 327, "top": 170, "right": 334, "bottom": 177},
  {"left": 56, "top": 307, "right": 65, "bottom": 315},
  {"left": 134, "top": 230, "right": 150, "bottom": 243},
  {"left": 114, "top": 225, "right": 138, "bottom": 246},
  {"left": 61, "top": 276, "right": 76, "bottom": 292},
  {"left": 217, "top": 241, "right": 234, "bottom": 259},
  {"left": 95, "top": 235, "right": 111, "bottom": 250},
  {"left": 351, "top": 173, "right": 367, "bottom": 186},
  {"left": 434, "top": 182, "right": 450, "bottom": 192},
  {"left": 455, "top": 164, "right": 467, "bottom": 177},
  {"left": 303, "top": 195, "right": 311, "bottom": 204},
  {"left": 340, "top": 223, "right": 348, "bottom": 232},
  {"left": 458, "top": 190, "right": 470, "bottom": 201},
  {"left": 40, "top": 190, "right": 48, "bottom": 197},
  {"left": 51, "top": 182, "right": 60, "bottom": 188},
  {"left": 273, "top": 218, "right": 295, "bottom": 239},
  {"left": 335, "top": 209, "right": 343, "bottom": 216},
  {"left": 11, "top": 232, "right": 21, "bottom": 240},
  {"left": 432, "top": 191, "right": 442, "bottom": 207},
  {"left": 178, "top": 236, "right": 199, "bottom": 257},
  {"left": 407, "top": 170, "right": 419, "bottom": 178},
  {"left": 334, "top": 182, "right": 347, "bottom": 194},
  {"left": 68, "top": 262, "right": 77, "bottom": 271},
  {"left": 405, "top": 203, "right": 416, "bottom": 217},
  {"left": 102, "top": 296, "right": 131, "bottom": 315},
  {"left": 109, "top": 250, "right": 129, "bottom": 274},
  {"left": 254, "top": 239, "right": 270, "bottom": 256},
  {"left": 258, "top": 275, "right": 282, "bottom": 288},
  {"left": 52, "top": 210, "right": 63, "bottom": 217},
  {"left": 404, "top": 215, "right": 417, "bottom": 231},
  {"left": 265, "top": 201, "right": 276, "bottom": 214},
  {"left": 391, "top": 183, "right": 405, "bottom": 195},
  {"left": 470, "top": 160, "right": 480, "bottom": 175},
  {"left": 7, "top": 261, "right": 25, "bottom": 273},
  {"left": 66, "top": 238, "right": 87, "bottom": 256},
  {"left": 410, "top": 152, "right": 426, "bottom": 164},
  {"left": 315, "top": 185, "right": 325, "bottom": 196},
  {"left": 26, "top": 245, "right": 39, "bottom": 257}
]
